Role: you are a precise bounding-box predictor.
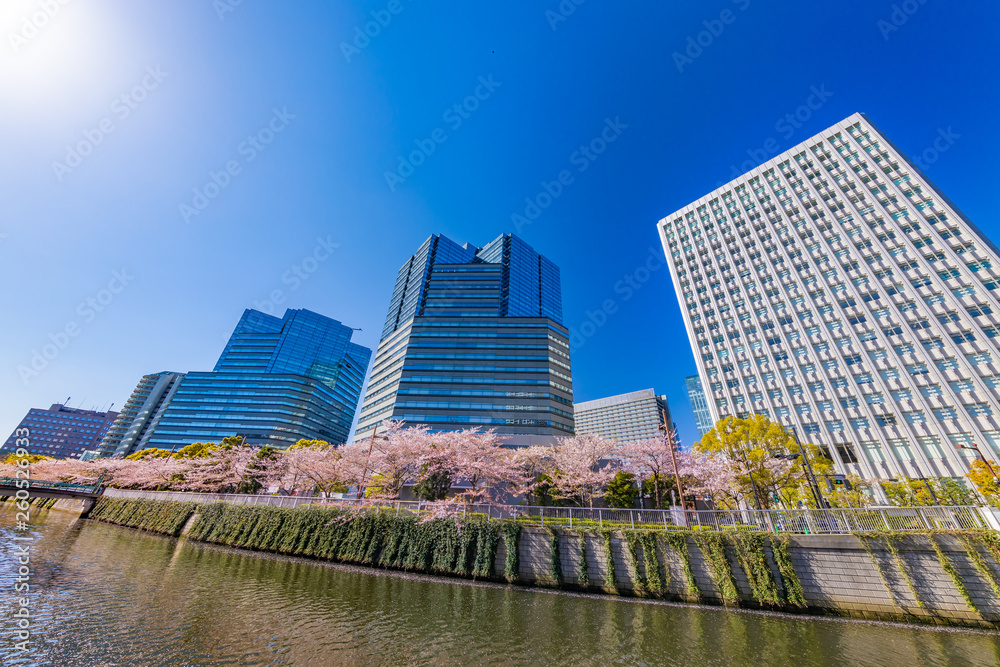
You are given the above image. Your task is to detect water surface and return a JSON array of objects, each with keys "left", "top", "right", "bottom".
[{"left": 1, "top": 508, "right": 998, "bottom": 666}]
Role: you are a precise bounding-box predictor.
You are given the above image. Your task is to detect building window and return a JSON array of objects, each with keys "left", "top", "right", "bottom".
[
  {"left": 932, "top": 406, "right": 958, "bottom": 421},
  {"left": 965, "top": 403, "right": 993, "bottom": 418},
  {"left": 875, "top": 414, "right": 897, "bottom": 427},
  {"left": 860, "top": 440, "right": 885, "bottom": 462}
]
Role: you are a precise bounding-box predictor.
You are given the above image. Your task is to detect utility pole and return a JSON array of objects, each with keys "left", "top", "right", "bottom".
[{"left": 659, "top": 409, "right": 689, "bottom": 526}]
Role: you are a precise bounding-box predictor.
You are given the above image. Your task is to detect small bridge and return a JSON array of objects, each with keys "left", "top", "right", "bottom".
[{"left": 0, "top": 473, "right": 107, "bottom": 514}]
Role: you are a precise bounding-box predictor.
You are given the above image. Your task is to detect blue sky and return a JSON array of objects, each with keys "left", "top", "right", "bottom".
[{"left": 1, "top": 0, "right": 998, "bottom": 449}]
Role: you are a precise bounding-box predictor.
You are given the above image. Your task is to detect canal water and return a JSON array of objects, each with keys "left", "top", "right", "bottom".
[{"left": 2, "top": 507, "right": 999, "bottom": 666}]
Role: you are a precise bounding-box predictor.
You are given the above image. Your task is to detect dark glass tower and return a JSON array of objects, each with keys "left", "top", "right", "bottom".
[
  {"left": 356, "top": 233, "right": 573, "bottom": 441},
  {"left": 108, "top": 309, "right": 371, "bottom": 455}
]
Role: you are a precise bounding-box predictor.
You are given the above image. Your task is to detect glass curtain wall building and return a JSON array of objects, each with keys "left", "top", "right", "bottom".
[
  {"left": 684, "top": 375, "right": 714, "bottom": 438},
  {"left": 573, "top": 389, "right": 670, "bottom": 443},
  {"left": 660, "top": 112, "right": 1000, "bottom": 480},
  {"left": 356, "top": 233, "right": 573, "bottom": 441},
  {"left": 96, "top": 371, "right": 186, "bottom": 457},
  {"left": 105, "top": 309, "right": 371, "bottom": 456}
]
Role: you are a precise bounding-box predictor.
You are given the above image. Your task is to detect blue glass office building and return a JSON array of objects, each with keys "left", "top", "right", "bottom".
[
  {"left": 111, "top": 309, "right": 371, "bottom": 454},
  {"left": 685, "top": 375, "right": 714, "bottom": 438},
  {"left": 357, "top": 233, "right": 573, "bottom": 440}
]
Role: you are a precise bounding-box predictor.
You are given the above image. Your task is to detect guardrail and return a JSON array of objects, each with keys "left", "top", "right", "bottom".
[
  {"left": 103, "top": 488, "right": 992, "bottom": 534},
  {"left": 0, "top": 476, "right": 102, "bottom": 494}
]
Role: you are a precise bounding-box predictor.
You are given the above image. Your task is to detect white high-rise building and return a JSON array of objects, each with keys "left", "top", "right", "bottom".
[
  {"left": 574, "top": 388, "right": 670, "bottom": 443},
  {"left": 659, "top": 112, "right": 1000, "bottom": 481}
]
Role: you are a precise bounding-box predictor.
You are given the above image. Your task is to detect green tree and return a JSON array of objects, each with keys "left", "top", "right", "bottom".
[
  {"left": 171, "top": 442, "right": 215, "bottom": 459},
  {"left": 125, "top": 448, "right": 172, "bottom": 461},
  {"left": 881, "top": 477, "right": 978, "bottom": 507},
  {"left": 605, "top": 471, "right": 639, "bottom": 508},
  {"left": 413, "top": 466, "right": 452, "bottom": 501},
  {"left": 0, "top": 453, "right": 51, "bottom": 465},
  {"left": 697, "top": 415, "right": 836, "bottom": 509},
  {"left": 968, "top": 459, "right": 1000, "bottom": 507}
]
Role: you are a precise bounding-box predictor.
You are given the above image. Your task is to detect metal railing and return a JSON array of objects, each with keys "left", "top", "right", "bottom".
[
  {"left": 102, "top": 489, "right": 991, "bottom": 534},
  {"left": 0, "top": 476, "right": 102, "bottom": 494}
]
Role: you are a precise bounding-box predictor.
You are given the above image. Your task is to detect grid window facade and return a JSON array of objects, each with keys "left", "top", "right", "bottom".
[
  {"left": 574, "top": 389, "right": 671, "bottom": 443},
  {"left": 659, "top": 112, "right": 1000, "bottom": 481}
]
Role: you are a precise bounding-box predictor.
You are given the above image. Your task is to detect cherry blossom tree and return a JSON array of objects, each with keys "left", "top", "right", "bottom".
[
  {"left": 179, "top": 444, "right": 264, "bottom": 493},
  {"left": 683, "top": 452, "right": 743, "bottom": 509},
  {"left": 354, "top": 420, "right": 433, "bottom": 499},
  {"left": 434, "top": 429, "right": 518, "bottom": 504},
  {"left": 548, "top": 434, "right": 620, "bottom": 508},
  {"left": 617, "top": 430, "right": 684, "bottom": 509},
  {"left": 508, "top": 445, "right": 554, "bottom": 504},
  {"left": 280, "top": 442, "right": 347, "bottom": 496}
]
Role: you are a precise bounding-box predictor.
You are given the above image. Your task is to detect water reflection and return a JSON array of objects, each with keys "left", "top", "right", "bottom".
[{"left": 1, "top": 509, "right": 998, "bottom": 666}]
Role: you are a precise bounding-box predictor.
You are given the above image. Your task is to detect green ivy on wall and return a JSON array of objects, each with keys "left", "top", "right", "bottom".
[
  {"left": 500, "top": 522, "right": 521, "bottom": 582},
  {"left": 769, "top": 535, "right": 806, "bottom": 607},
  {"left": 693, "top": 533, "right": 740, "bottom": 606},
  {"left": 600, "top": 529, "right": 618, "bottom": 591},
  {"left": 89, "top": 497, "right": 196, "bottom": 537},
  {"left": 928, "top": 533, "right": 979, "bottom": 616},
  {"left": 662, "top": 532, "right": 699, "bottom": 600},
  {"left": 623, "top": 532, "right": 647, "bottom": 593},
  {"left": 575, "top": 530, "right": 590, "bottom": 588},
  {"left": 640, "top": 532, "right": 665, "bottom": 595},
  {"left": 545, "top": 527, "right": 563, "bottom": 584},
  {"left": 731, "top": 532, "right": 781, "bottom": 606}
]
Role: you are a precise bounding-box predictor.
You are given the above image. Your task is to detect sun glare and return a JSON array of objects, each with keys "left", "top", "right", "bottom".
[{"left": 0, "top": 0, "right": 121, "bottom": 113}]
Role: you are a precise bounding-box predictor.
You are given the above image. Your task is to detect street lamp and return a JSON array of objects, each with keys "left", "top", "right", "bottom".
[
  {"left": 956, "top": 443, "right": 1000, "bottom": 481},
  {"left": 784, "top": 426, "right": 826, "bottom": 509}
]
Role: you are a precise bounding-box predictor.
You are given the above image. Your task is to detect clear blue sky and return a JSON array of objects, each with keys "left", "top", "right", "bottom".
[{"left": 2, "top": 0, "right": 998, "bottom": 449}]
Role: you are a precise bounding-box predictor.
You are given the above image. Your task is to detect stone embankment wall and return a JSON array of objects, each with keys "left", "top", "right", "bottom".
[
  {"left": 86, "top": 496, "right": 1000, "bottom": 629},
  {"left": 519, "top": 527, "right": 1000, "bottom": 629}
]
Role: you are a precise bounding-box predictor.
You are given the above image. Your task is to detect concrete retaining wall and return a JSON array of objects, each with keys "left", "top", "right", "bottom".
[{"left": 501, "top": 527, "right": 1000, "bottom": 629}]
